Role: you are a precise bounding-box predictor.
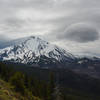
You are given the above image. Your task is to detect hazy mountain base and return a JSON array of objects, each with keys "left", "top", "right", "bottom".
[{"left": 0, "top": 62, "right": 100, "bottom": 100}]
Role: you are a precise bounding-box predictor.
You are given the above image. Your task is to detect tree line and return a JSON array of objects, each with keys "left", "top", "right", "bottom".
[{"left": 0, "top": 62, "right": 64, "bottom": 100}]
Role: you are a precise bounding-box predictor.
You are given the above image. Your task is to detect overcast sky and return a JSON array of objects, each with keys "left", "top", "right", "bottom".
[{"left": 0, "top": 0, "right": 100, "bottom": 56}]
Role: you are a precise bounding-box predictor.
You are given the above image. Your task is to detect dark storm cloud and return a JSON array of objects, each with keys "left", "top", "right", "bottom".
[{"left": 58, "top": 24, "right": 99, "bottom": 43}]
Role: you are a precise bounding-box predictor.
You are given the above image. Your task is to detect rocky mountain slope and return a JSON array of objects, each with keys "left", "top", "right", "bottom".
[{"left": 0, "top": 36, "right": 75, "bottom": 67}]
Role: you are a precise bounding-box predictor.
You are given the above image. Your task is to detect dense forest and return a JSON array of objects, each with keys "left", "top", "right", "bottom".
[{"left": 0, "top": 62, "right": 100, "bottom": 100}]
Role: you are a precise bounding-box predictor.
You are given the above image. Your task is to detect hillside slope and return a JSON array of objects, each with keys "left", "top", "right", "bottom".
[
  {"left": 1, "top": 62, "right": 100, "bottom": 100},
  {"left": 0, "top": 79, "right": 41, "bottom": 100},
  {"left": 0, "top": 79, "right": 25, "bottom": 100}
]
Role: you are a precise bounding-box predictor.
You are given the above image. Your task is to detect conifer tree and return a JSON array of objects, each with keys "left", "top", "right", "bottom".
[
  {"left": 47, "top": 72, "right": 55, "bottom": 100},
  {"left": 10, "top": 72, "right": 26, "bottom": 95}
]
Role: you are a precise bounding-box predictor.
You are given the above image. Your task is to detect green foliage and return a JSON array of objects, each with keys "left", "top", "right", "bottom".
[
  {"left": 0, "top": 62, "right": 57, "bottom": 100},
  {"left": 0, "top": 62, "right": 100, "bottom": 100},
  {"left": 47, "top": 72, "right": 55, "bottom": 100},
  {"left": 0, "top": 63, "right": 14, "bottom": 81},
  {"left": 9, "top": 72, "right": 26, "bottom": 95},
  {"left": 0, "top": 62, "right": 42, "bottom": 100}
]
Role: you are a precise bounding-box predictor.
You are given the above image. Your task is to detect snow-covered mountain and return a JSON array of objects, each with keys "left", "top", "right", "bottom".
[
  {"left": 0, "top": 36, "right": 75, "bottom": 67},
  {"left": 1, "top": 36, "right": 100, "bottom": 78}
]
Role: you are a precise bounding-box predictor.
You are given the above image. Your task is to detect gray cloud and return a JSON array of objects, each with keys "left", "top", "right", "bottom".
[
  {"left": 58, "top": 23, "right": 99, "bottom": 43},
  {"left": 0, "top": 0, "right": 100, "bottom": 56},
  {"left": 0, "top": 35, "right": 11, "bottom": 48}
]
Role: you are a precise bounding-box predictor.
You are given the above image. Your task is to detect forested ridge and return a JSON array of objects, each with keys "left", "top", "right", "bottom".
[{"left": 0, "top": 62, "right": 100, "bottom": 100}]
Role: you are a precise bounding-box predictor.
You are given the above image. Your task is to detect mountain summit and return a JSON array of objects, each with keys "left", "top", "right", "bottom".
[{"left": 0, "top": 36, "right": 75, "bottom": 67}]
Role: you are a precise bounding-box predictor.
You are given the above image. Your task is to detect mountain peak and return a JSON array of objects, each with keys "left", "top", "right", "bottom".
[
  {"left": 17, "top": 36, "right": 51, "bottom": 52},
  {"left": 0, "top": 36, "right": 75, "bottom": 67}
]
